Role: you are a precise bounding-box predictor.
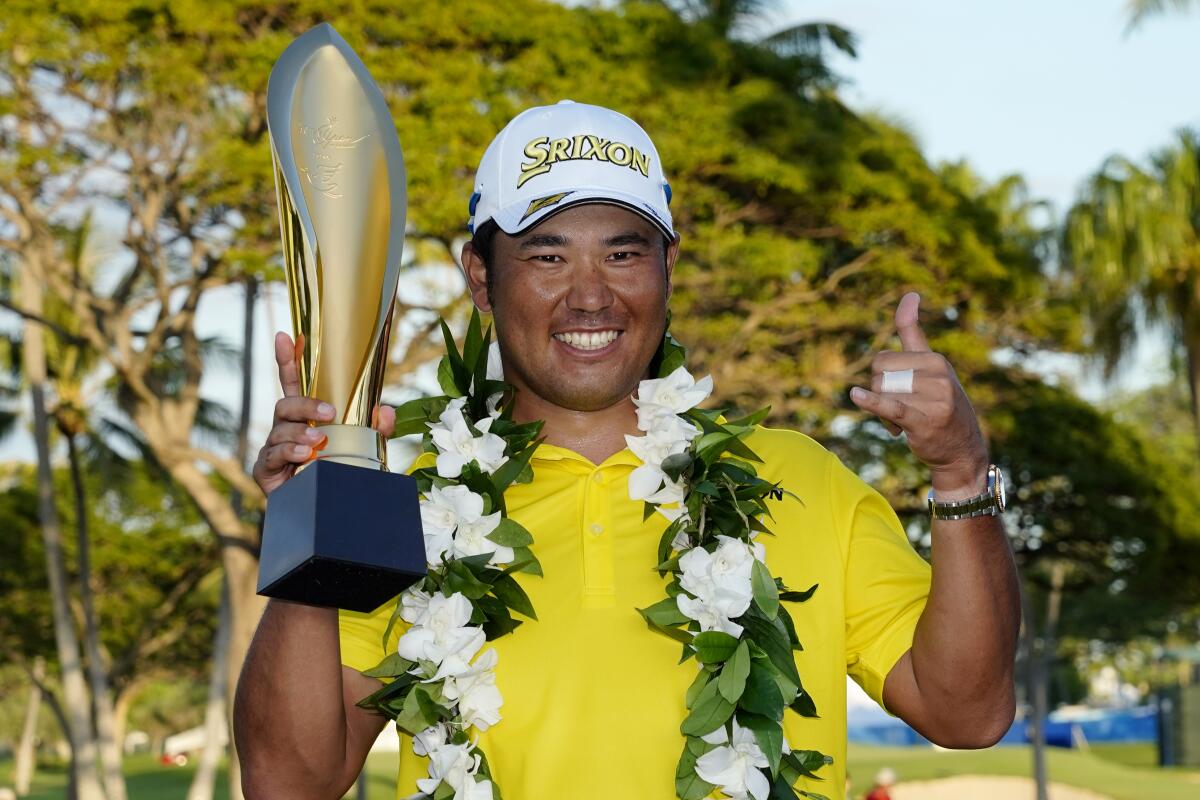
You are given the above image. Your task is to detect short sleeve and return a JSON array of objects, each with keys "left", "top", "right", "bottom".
[
  {"left": 831, "top": 457, "right": 931, "bottom": 711},
  {"left": 338, "top": 601, "right": 398, "bottom": 674}
]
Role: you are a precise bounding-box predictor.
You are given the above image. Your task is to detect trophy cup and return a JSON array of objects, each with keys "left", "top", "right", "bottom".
[{"left": 257, "top": 23, "right": 425, "bottom": 612}]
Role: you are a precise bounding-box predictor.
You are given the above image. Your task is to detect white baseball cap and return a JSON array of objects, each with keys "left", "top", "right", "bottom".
[{"left": 468, "top": 100, "right": 674, "bottom": 239}]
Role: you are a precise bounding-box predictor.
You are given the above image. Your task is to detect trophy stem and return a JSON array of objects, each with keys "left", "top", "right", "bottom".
[{"left": 308, "top": 424, "right": 387, "bottom": 471}]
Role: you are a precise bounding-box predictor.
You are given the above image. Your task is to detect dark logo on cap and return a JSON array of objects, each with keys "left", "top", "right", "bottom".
[{"left": 517, "top": 135, "right": 651, "bottom": 188}]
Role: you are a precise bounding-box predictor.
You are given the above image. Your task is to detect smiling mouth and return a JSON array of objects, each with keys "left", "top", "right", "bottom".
[{"left": 552, "top": 330, "right": 622, "bottom": 351}]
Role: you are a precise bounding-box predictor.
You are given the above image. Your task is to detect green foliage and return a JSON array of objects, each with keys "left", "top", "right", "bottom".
[{"left": 0, "top": 463, "right": 219, "bottom": 688}]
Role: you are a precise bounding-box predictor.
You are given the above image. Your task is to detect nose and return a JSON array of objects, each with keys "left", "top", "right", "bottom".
[{"left": 565, "top": 260, "right": 614, "bottom": 314}]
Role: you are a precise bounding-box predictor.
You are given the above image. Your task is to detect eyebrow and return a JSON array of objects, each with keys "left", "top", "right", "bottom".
[
  {"left": 604, "top": 231, "right": 653, "bottom": 248},
  {"left": 517, "top": 234, "right": 568, "bottom": 251}
]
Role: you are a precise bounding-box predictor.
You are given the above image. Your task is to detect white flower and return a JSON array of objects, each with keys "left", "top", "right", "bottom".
[
  {"left": 411, "top": 722, "right": 450, "bottom": 757},
  {"left": 415, "top": 738, "right": 480, "bottom": 794},
  {"left": 694, "top": 720, "right": 770, "bottom": 800},
  {"left": 626, "top": 426, "right": 694, "bottom": 500},
  {"left": 456, "top": 777, "right": 495, "bottom": 800},
  {"left": 429, "top": 401, "right": 509, "bottom": 478},
  {"left": 671, "top": 528, "right": 693, "bottom": 551},
  {"left": 646, "top": 475, "right": 689, "bottom": 523},
  {"left": 400, "top": 586, "right": 432, "bottom": 625},
  {"left": 485, "top": 341, "right": 504, "bottom": 381},
  {"left": 419, "top": 485, "right": 510, "bottom": 566},
  {"left": 443, "top": 648, "right": 503, "bottom": 731},
  {"left": 678, "top": 537, "right": 755, "bottom": 620},
  {"left": 634, "top": 366, "right": 713, "bottom": 422},
  {"left": 677, "top": 593, "right": 744, "bottom": 637},
  {"left": 397, "top": 592, "right": 485, "bottom": 671}
]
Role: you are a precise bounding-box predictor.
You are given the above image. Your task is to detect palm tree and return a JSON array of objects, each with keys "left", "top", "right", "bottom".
[
  {"left": 1128, "top": 0, "right": 1198, "bottom": 28},
  {"left": 655, "top": 0, "right": 857, "bottom": 78},
  {"left": 1062, "top": 129, "right": 1200, "bottom": 446}
]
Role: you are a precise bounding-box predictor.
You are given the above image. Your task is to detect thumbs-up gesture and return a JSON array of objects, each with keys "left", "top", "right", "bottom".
[{"left": 850, "top": 293, "right": 989, "bottom": 498}]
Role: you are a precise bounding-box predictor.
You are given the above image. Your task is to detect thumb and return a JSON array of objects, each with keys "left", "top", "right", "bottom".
[{"left": 895, "top": 292, "right": 930, "bottom": 352}]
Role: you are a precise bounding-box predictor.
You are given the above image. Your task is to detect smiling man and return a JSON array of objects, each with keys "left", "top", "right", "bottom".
[{"left": 235, "top": 101, "right": 1020, "bottom": 800}]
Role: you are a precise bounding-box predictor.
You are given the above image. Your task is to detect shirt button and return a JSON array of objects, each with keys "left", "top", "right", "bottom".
[
  {"left": 591, "top": 472, "right": 603, "bottom": 483},
  {"left": 589, "top": 523, "right": 604, "bottom": 536}
]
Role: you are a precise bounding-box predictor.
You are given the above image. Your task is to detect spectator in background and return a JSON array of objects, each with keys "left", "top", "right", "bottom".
[{"left": 866, "top": 767, "right": 897, "bottom": 800}]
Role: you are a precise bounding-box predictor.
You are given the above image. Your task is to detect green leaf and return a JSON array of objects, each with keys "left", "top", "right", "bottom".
[
  {"left": 490, "top": 573, "right": 537, "bottom": 620},
  {"left": 443, "top": 560, "right": 491, "bottom": 600},
  {"left": 391, "top": 396, "right": 447, "bottom": 438},
  {"left": 675, "top": 740, "right": 717, "bottom": 800},
  {"left": 394, "top": 685, "right": 445, "bottom": 735},
  {"left": 436, "top": 356, "right": 463, "bottom": 398},
  {"left": 685, "top": 667, "right": 714, "bottom": 708},
  {"left": 780, "top": 584, "right": 818, "bottom": 603},
  {"left": 737, "top": 711, "right": 784, "bottom": 777},
  {"left": 717, "top": 639, "right": 751, "bottom": 702},
  {"left": 691, "top": 630, "right": 740, "bottom": 664},
  {"left": 789, "top": 683, "right": 818, "bottom": 718},
  {"left": 741, "top": 612, "right": 801, "bottom": 688},
  {"left": 727, "top": 406, "right": 772, "bottom": 428},
  {"left": 476, "top": 595, "right": 522, "bottom": 640},
  {"left": 362, "top": 652, "right": 414, "bottom": 679},
  {"left": 752, "top": 560, "right": 780, "bottom": 620},
  {"left": 439, "top": 319, "right": 469, "bottom": 393},
  {"left": 680, "top": 683, "right": 736, "bottom": 736},
  {"left": 661, "top": 451, "right": 693, "bottom": 481},
  {"left": 432, "top": 781, "right": 456, "bottom": 800},
  {"left": 768, "top": 773, "right": 801, "bottom": 800},
  {"left": 491, "top": 440, "right": 540, "bottom": 493},
  {"left": 509, "top": 545, "right": 542, "bottom": 576},
  {"left": 740, "top": 661, "right": 786, "bottom": 721},
  {"left": 486, "top": 517, "right": 534, "bottom": 547},
  {"left": 638, "top": 596, "right": 690, "bottom": 627}
]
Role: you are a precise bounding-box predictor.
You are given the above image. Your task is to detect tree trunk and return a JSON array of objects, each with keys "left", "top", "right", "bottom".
[
  {"left": 187, "top": 578, "right": 232, "bottom": 800},
  {"left": 1183, "top": 312, "right": 1200, "bottom": 456},
  {"left": 19, "top": 257, "right": 107, "bottom": 800},
  {"left": 14, "top": 657, "right": 45, "bottom": 796},
  {"left": 1026, "top": 562, "right": 1065, "bottom": 800},
  {"left": 67, "top": 433, "right": 128, "bottom": 800}
]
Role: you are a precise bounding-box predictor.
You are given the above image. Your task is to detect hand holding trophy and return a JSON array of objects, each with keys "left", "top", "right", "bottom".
[{"left": 256, "top": 24, "right": 425, "bottom": 612}]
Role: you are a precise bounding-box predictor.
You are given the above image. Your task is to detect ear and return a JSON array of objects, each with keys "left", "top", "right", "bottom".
[
  {"left": 664, "top": 234, "right": 680, "bottom": 299},
  {"left": 461, "top": 241, "right": 492, "bottom": 312}
]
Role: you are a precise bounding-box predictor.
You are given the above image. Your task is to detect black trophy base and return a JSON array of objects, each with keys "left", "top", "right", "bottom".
[{"left": 257, "top": 458, "right": 426, "bottom": 612}]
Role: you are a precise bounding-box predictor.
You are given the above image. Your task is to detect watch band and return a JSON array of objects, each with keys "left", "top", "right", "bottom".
[{"left": 927, "top": 465, "right": 1006, "bottom": 521}]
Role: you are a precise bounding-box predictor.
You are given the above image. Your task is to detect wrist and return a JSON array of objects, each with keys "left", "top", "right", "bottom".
[{"left": 930, "top": 458, "right": 989, "bottom": 501}]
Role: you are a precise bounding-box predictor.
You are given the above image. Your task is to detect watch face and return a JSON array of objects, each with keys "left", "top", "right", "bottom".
[{"left": 993, "top": 467, "right": 1007, "bottom": 512}]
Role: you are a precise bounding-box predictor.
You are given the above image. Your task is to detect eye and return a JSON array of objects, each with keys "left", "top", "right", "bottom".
[
  {"left": 531, "top": 254, "right": 563, "bottom": 264},
  {"left": 609, "top": 251, "right": 637, "bottom": 262}
]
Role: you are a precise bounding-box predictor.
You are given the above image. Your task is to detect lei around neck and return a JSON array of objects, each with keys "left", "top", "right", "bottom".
[{"left": 358, "top": 311, "right": 832, "bottom": 800}]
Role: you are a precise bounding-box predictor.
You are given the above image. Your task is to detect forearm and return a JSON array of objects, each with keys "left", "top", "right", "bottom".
[
  {"left": 884, "top": 467, "right": 1021, "bottom": 747},
  {"left": 233, "top": 599, "right": 380, "bottom": 798}
]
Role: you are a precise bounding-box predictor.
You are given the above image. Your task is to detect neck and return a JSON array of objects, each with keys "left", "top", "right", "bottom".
[{"left": 511, "top": 390, "right": 640, "bottom": 466}]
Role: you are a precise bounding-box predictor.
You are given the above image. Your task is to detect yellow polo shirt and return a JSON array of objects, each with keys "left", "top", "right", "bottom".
[{"left": 339, "top": 427, "right": 931, "bottom": 800}]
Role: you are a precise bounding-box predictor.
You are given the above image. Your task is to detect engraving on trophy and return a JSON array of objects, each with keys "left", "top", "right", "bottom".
[{"left": 296, "top": 116, "right": 371, "bottom": 199}]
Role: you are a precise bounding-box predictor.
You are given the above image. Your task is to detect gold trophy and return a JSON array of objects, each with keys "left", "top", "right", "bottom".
[{"left": 257, "top": 23, "right": 425, "bottom": 612}]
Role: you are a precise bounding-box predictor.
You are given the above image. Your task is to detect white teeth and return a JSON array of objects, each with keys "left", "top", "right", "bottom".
[{"left": 553, "top": 330, "right": 620, "bottom": 351}]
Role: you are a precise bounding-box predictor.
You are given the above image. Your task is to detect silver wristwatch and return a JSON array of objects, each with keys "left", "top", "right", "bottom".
[{"left": 927, "top": 465, "right": 1007, "bottom": 520}]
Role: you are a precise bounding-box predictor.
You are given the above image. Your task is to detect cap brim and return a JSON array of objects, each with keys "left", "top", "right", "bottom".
[{"left": 491, "top": 188, "right": 674, "bottom": 240}]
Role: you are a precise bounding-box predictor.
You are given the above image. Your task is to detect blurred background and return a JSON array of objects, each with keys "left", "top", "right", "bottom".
[{"left": 1, "top": 1, "right": 1199, "bottom": 799}]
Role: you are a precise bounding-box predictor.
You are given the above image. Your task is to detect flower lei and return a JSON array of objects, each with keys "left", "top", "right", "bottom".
[{"left": 358, "top": 311, "right": 831, "bottom": 800}]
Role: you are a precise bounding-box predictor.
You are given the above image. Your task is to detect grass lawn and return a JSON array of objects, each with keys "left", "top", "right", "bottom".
[
  {"left": 3, "top": 745, "right": 1198, "bottom": 799},
  {"left": 847, "top": 742, "right": 1200, "bottom": 800}
]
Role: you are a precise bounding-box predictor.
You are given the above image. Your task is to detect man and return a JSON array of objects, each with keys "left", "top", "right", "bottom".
[
  {"left": 864, "top": 768, "right": 897, "bottom": 800},
  {"left": 235, "top": 101, "right": 1019, "bottom": 799}
]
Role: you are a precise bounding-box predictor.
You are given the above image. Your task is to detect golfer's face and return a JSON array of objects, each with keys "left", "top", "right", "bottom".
[{"left": 486, "top": 203, "right": 675, "bottom": 414}]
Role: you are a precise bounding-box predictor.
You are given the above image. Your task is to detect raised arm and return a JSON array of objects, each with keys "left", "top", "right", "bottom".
[
  {"left": 850, "top": 293, "right": 1020, "bottom": 747},
  {"left": 232, "top": 333, "right": 396, "bottom": 798}
]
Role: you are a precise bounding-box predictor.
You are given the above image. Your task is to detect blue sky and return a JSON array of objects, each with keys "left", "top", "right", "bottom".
[{"left": 774, "top": 0, "right": 1200, "bottom": 214}]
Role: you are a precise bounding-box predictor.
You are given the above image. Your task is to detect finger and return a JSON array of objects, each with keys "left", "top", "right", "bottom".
[
  {"left": 372, "top": 404, "right": 396, "bottom": 438},
  {"left": 275, "top": 332, "right": 303, "bottom": 398},
  {"left": 258, "top": 442, "right": 316, "bottom": 473},
  {"left": 267, "top": 421, "right": 327, "bottom": 448},
  {"left": 273, "top": 396, "right": 336, "bottom": 425},
  {"left": 849, "top": 386, "right": 928, "bottom": 431},
  {"left": 871, "top": 351, "right": 944, "bottom": 374},
  {"left": 895, "top": 292, "right": 930, "bottom": 353}
]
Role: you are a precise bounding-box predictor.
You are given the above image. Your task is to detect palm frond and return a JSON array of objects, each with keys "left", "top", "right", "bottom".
[
  {"left": 761, "top": 21, "right": 857, "bottom": 58},
  {"left": 1128, "top": 0, "right": 1197, "bottom": 30}
]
